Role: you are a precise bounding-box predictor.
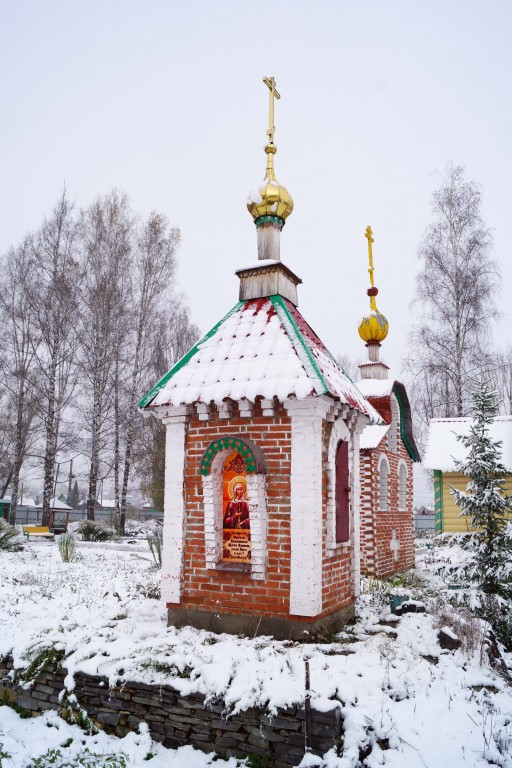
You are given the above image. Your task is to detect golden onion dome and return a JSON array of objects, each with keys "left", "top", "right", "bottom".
[
  {"left": 247, "top": 144, "right": 294, "bottom": 223},
  {"left": 358, "top": 288, "right": 389, "bottom": 344},
  {"left": 359, "top": 227, "right": 389, "bottom": 345}
]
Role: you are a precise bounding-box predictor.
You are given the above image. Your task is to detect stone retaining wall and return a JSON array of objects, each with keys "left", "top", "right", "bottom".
[{"left": 0, "top": 656, "right": 342, "bottom": 767}]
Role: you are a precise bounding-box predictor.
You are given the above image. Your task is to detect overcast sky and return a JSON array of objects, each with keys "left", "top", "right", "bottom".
[{"left": 1, "top": 0, "right": 511, "bottom": 391}]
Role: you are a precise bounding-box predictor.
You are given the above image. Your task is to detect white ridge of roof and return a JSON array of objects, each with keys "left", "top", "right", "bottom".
[
  {"left": 148, "top": 298, "right": 382, "bottom": 422},
  {"left": 423, "top": 416, "right": 512, "bottom": 472},
  {"left": 357, "top": 379, "right": 394, "bottom": 398},
  {"left": 360, "top": 424, "right": 390, "bottom": 450},
  {"left": 35, "top": 497, "right": 72, "bottom": 510}
]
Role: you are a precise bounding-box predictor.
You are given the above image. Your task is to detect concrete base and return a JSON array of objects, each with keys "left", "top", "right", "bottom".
[{"left": 167, "top": 604, "right": 355, "bottom": 641}]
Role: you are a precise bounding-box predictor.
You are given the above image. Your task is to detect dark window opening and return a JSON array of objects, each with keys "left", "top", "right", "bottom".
[{"left": 335, "top": 440, "right": 350, "bottom": 543}]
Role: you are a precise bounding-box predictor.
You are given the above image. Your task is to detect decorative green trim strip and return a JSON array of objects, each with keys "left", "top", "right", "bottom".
[
  {"left": 200, "top": 437, "right": 258, "bottom": 476},
  {"left": 139, "top": 302, "right": 245, "bottom": 408},
  {"left": 254, "top": 214, "right": 285, "bottom": 229},
  {"left": 434, "top": 469, "right": 444, "bottom": 535},
  {"left": 270, "top": 295, "right": 329, "bottom": 396},
  {"left": 393, "top": 385, "right": 419, "bottom": 462}
]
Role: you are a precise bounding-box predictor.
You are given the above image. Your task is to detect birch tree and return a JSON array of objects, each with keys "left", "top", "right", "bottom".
[
  {"left": 79, "top": 191, "right": 132, "bottom": 520},
  {"left": 493, "top": 347, "right": 512, "bottom": 415},
  {"left": 0, "top": 238, "right": 40, "bottom": 523},
  {"left": 406, "top": 164, "right": 500, "bottom": 438},
  {"left": 117, "top": 212, "right": 181, "bottom": 533},
  {"left": 32, "top": 191, "right": 80, "bottom": 527},
  {"left": 135, "top": 302, "right": 199, "bottom": 511}
]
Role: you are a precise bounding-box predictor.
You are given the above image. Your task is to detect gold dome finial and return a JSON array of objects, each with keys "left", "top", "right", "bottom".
[
  {"left": 358, "top": 226, "right": 389, "bottom": 344},
  {"left": 246, "top": 76, "right": 294, "bottom": 225}
]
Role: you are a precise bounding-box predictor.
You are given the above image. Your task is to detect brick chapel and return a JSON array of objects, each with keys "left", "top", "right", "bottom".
[
  {"left": 140, "top": 78, "right": 417, "bottom": 638},
  {"left": 354, "top": 228, "right": 420, "bottom": 579}
]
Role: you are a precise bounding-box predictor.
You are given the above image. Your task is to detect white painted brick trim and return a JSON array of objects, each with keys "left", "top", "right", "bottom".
[
  {"left": 161, "top": 410, "right": 189, "bottom": 604},
  {"left": 351, "top": 415, "right": 364, "bottom": 597},
  {"left": 285, "top": 396, "right": 331, "bottom": 617}
]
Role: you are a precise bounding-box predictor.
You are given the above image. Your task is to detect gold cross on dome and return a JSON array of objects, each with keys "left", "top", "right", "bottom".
[
  {"left": 263, "top": 76, "right": 280, "bottom": 144},
  {"left": 365, "top": 225, "right": 375, "bottom": 287}
]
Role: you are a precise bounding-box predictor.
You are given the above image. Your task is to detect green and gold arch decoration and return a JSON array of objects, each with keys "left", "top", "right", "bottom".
[{"left": 200, "top": 436, "right": 266, "bottom": 477}]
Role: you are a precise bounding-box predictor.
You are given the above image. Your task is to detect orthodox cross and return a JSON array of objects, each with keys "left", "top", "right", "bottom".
[
  {"left": 365, "top": 225, "right": 375, "bottom": 287},
  {"left": 389, "top": 529, "right": 401, "bottom": 562},
  {"left": 263, "top": 76, "right": 280, "bottom": 144}
]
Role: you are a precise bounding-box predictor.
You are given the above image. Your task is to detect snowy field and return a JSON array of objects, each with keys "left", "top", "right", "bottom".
[{"left": 1, "top": 540, "right": 512, "bottom": 767}]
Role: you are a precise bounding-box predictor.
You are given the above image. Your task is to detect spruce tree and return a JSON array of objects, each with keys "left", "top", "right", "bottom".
[
  {"left": 450, "top": 379, "right": 512, "bottom": 597},
  {"left": 70, "top": 479, "right": 80, "bottom": 510}
]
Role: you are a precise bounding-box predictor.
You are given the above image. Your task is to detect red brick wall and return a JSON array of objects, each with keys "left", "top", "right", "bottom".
[
  {"left": 168, "top": 404, "right": 355, "bottom": 622},
  {"left": 176, "top": 403, "right": 294, "bottom": 619},
  {"left": 359, "top": 435, "right": 415, "bottom": 579}
]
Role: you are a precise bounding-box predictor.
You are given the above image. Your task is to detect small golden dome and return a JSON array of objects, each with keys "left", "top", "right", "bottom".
[
  {"left": 358, "top": 309, "right": 389, "bottom": 344},
  {"left": 247, "top": 144, "right": 294, "bottom": 223},
  {"left": 359, "top": 227, "right": 389, "bottom": 345}
]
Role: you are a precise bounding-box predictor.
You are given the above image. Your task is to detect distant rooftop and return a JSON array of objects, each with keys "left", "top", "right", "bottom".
[{"left": 423, "top": 416, "right": 512, "bottom": 472}]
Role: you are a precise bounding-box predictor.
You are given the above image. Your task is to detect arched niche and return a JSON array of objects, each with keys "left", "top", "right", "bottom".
[{"left": 200, "top": 436, "right": 268, "bottom": 580}]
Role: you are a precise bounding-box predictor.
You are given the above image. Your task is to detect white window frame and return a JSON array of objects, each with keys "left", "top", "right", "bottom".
[
  {"left": 201, "top": 448, "right": 268, "bottom": 581},
  {"left": 397, "top": 459, "right": 408, "bottom": 512},
  {"left": 378, "top": 454, "right": 390, "bottom": 511}
]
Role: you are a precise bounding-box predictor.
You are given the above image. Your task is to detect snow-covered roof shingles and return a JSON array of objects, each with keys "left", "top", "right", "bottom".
[{"left": 140, "top": 297, "right": 382, "bottom": 423}]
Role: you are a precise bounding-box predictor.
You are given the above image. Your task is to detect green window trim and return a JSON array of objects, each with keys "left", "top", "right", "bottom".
[
  {"left": 434, "top": 470, "right": 444, "bottom": 535},
  {"left": 200, "top": 437, "right": 258, "bottom": 476}
]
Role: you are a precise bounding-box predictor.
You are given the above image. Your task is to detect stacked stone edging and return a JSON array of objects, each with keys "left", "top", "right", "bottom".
[{"left": 0, "top": 656, "right": 341, "bottom": 767}]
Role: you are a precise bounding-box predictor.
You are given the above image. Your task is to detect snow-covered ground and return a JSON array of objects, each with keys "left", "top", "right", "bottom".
[
  {"left": 0, "top": 707, "right": 236, "bottom": 768},
  {"left": 1, "top": 540, "right": 512, "bottom": 767}
]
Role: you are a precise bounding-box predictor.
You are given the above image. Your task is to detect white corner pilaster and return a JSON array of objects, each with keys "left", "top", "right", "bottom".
[
  {"left": 284, "top": 396, "right": 332, "bottom": 617},
  {"left": 161, "top": 406, "right": 190, "bottom": 604},
  {"left": 350, "top": 411, "right": 365, "bottom": 597}
]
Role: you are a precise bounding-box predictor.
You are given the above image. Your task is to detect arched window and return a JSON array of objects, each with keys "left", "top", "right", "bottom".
[
  {"left": 398, "top": 462, "right": 408, "bottom": 511},
  {"left": 335, "top": 441, "right": 350, "bottom": 543},
  {"left": 388, "top": 394, "right": 399, "bottom": 452},
  {"left": 378, "top": 456, "right": 389, "bottom": 511},
  {"left": 200, "top": 436, "right": 267, "bottom": 579}
]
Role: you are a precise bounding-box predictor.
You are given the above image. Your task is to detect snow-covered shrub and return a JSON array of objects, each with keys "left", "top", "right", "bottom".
[
  {"left": 77, "top": 520, "right": 115, "bottom": 542},
  {"left": 58, "top": 533, "right": 76, "bottom": 562},
  {"left": 478, "top": 594, "right": 512, "bottom": 651},
  {"left": 431, "top": 599, "right": 487, "bottom": 657},
  {"left": 125, "top": 519, "right": 162, "bottom": 538},
  {"left": 0, "top": 519, "right": 23, "bottom": 551},
  {"left": 25, "top": 747, "right": 127, "bottom": 767}
]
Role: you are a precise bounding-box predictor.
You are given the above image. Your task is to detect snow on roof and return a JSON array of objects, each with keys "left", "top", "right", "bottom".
[
  {"left": 99, "top": 499, "right": 117, "bottom": 509},
  {"left": 141, "top": 297, "right": 382, "bottom": 422},
  {"left": 35, "top": 497, "right": 72, "bottom": 510},
  {"left": 357, "top": 378, "right": 394, "bottom": 398},
  {"left": 359, "top": 424, "right": 390, "bottom": 450},
  {"left": 423, "top": 416, "right": 512, "bottom": 472}
]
